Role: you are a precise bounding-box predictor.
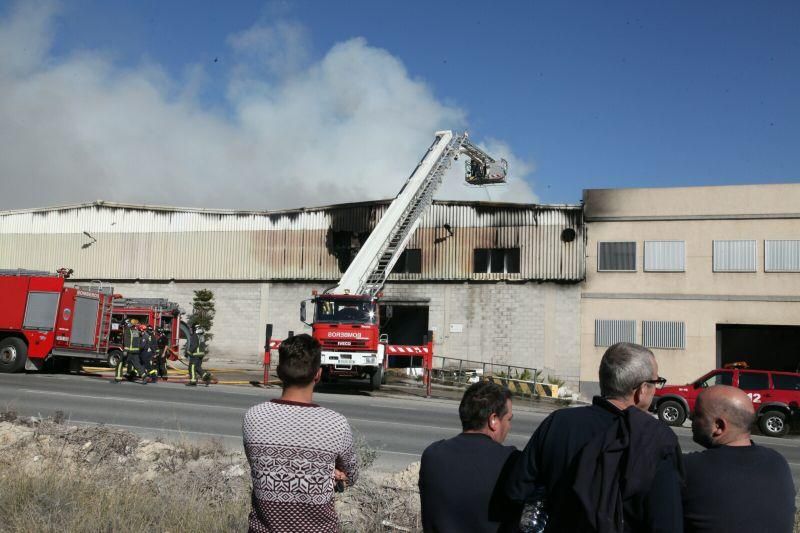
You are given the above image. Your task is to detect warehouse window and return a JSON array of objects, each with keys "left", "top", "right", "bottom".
[
  {"left": 642, "top": 320, "right": 686, "bottom": 350},
  {"left": 644, "top": 241, "right": 685, "bottom": 272},
  {"left": 595, "top": 319, "right": 636, "bottom": 347},
  {"left": 473, "top": 248, "right": 520, "bottom": 274},
  {"left": 765, "top": 240, "right": 800, "bottom": 272},
  {"left": 713, "top": 240, "right": 757, "bottom": 272},
  {"left": 392, "top": 249, "right": 422, "bottom": 274},
  {"left": 597, "top": 242, "right": 636, "bottom": 271}
]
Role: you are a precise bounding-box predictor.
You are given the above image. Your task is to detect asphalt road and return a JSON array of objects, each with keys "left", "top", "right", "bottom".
[{"left": 1, "top": 372, "right": 799, "bottom": 496}]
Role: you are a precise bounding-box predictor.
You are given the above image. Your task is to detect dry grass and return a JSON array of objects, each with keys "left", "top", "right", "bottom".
[
  {"left": 0, "top": 414, "right": 421, "bottom": 533},
  {"left": 0, "top": 461, "right": 249, "bottom": 533}
]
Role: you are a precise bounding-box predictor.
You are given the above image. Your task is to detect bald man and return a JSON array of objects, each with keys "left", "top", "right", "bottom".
[{"left": 682, "top": 385, "right": 796, "bottom": 533}]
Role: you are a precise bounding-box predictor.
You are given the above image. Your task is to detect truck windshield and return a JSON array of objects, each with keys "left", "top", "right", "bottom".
[{"left": 315, "top": 299, "right": 376, "bottom": 324}]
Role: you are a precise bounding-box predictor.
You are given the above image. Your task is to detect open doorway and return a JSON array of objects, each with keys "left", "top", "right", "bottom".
[
  {"left": 717, "top": 324, "right": 800, "bottom": 372},
  {"left": 380, "top": 304, "right": 429, "bottom": 368}
]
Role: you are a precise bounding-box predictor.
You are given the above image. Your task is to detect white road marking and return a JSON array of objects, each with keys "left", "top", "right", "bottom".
[{"left": 19, "top": 388, "right": 246, "bottom": 413}]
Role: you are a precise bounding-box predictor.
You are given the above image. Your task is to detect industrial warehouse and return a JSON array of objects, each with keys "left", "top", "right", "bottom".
[{"left": 1, "top": 182, "right": 798, "bottom": 395}]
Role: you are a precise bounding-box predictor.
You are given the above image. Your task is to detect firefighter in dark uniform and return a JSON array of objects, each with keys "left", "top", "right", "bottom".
[
  {"left": 186, "top": 324, "right": 212, "bottom": 386},
  {"left": 147, "top": 326, "right": 158, "bottom": 383},
  {"left": 155, "top": 328, "right": 170, "bottom": 380},
  {"left": 115, "top": 319, "right": 147, "bottom": 383},
  {"left": 140, "top": 325, "right": 159, "bottom": 383}
]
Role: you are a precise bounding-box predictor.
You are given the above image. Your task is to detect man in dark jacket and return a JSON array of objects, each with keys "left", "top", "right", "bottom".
[
  {"left": 419, "top": 381, "right": 522, "bottom": 532},
  {"left": 506, "top": 342, "right": 683, "bottom": 533},
  {"left": 682, "top": 385, "right": 796, "bottom": 532}
]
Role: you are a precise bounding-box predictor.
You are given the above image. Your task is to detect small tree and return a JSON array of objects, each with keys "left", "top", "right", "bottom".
[{"left": 188, "top": 289, "right": 215, "bottom": 343}]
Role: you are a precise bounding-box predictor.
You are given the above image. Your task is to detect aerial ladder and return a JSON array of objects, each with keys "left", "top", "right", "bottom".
[{"left": 270, "top": 130, "right": 507, "bottom": 390}]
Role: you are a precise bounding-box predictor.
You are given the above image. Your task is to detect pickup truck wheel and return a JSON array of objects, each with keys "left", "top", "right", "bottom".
[
  {"left": 0, "top": 337, "right": 28, "bottom": 373},
  {"left": 370, "top": 367, "right": 383, "bottom": 391},
  {"left": 759, "top": 410, "right": 788, "bottom": 438},
  {"left": 107, "top": 350, "right": 123, "bottom": 368},
  {"left": 658, "top": 400, "right": 686, "bottom": 427}
]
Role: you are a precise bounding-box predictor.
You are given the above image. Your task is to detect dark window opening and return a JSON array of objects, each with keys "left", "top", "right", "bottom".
[
  {"left": 717, "top": 324, "right": 800, "bottom": 373},
  {"left": 392, "top": 249, "right": 422, "bottom": 274},
  {"left": 473, "top": 248, "right": 520, "bottom": 274},
  {"left": 598, "top": 241, "right": 636, "bottom": 271}
]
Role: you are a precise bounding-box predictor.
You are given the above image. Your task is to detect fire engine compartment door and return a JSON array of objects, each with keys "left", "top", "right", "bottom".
[
  {"left": 71, "top": 296, "right": 100, "bottom": 347},
  {"left": 23, "top": 291, "right": 60, "bottom": 331}
]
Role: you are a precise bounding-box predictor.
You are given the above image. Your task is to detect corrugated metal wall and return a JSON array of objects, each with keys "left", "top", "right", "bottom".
[{"left": 0, "top": 201, "right": 585, "bottom": 282}]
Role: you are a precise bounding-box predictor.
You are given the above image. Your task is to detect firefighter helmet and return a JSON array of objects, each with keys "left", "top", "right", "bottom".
[
  {"left": 129, "top": 319, "right": 140, "bottom": 326},
  {"left": 137, "top": 324, "right": 147, "bottom": 331}
]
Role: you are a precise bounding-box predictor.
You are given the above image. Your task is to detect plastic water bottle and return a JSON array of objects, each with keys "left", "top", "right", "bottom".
[{"left": 519, "top": 486, "right": 548, "bottom": 533}]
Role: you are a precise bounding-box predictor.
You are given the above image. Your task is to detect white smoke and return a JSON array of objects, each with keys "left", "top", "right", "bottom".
[{"left": 0, "top": 1, "right": 537, "bottom": 211}]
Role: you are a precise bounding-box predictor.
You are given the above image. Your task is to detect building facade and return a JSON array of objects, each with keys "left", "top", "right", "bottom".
[
  {"left": 0, "top": 200, "right": 585, "bottom": 385},
  {"left": 580, "top": 184, "right": 800, "bottom": 396}
]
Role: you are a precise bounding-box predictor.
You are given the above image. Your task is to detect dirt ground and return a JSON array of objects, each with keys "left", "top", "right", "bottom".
[{"left": 0, "top": 412, "right": 421, "bottom": 532}]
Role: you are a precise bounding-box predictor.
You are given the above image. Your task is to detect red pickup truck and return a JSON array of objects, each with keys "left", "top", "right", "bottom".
[{"left": 652, "top": 365, "right": 800, "bottom": 438}]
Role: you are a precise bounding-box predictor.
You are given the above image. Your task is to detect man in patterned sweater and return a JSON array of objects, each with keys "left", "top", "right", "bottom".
[{"left": 243, "top": 334, "right": 358, "bottom": 533}]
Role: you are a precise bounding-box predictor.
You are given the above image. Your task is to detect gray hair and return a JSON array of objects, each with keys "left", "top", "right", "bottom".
[{"left": 599, "top": 342, "right": 655, "bottom": 398}]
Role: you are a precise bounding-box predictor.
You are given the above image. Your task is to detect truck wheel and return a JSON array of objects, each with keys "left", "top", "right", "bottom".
[
  {"left": 370, "top": 367, "right": 383, "bottom": 391},
  {"left": 658, "top": 400, "right": 686, "bottom": 427},
  {"left": 0, "top": 337, "right": 28, "bottom": 373},
  {"left": 759, "top": 410, "right": 789, "bottom": 438},
  {"left": 107, "top": 350, "right": 123, "bottom": 368}
]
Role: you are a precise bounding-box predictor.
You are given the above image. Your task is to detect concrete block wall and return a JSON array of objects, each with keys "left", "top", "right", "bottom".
[{"left": 109, "top": 280, "right": 581, "bottom": 383}]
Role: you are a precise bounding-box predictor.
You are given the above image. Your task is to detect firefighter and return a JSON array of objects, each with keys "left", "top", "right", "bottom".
[
  {"left": 186, "top": 324, "right": 212, "bottom": 386},
  {"left": 115, "top": 319, "right": 147, "bottom": 384},
  {"left": 140, "top": 325, "right": 159, "bottom": 383},
  {"left": 155, "top": 327, "right": 170, "bottom": 380}
]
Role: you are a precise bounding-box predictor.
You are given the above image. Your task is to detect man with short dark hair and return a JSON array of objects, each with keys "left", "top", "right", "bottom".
[
  {"left": 506, "top": 342, "right": 683, "bottom": 532},
  {"left": 682, "top": 385, "right": 796, "bottom": 533},
  {"left": 419, "top": 381, "right": 521, "bottom": 532},
  {"left": 242, "top": 334, "right": 358, "bottom": 533}
]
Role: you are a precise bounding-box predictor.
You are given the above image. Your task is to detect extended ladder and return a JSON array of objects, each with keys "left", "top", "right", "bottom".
[{"left": 333, "top": 130, "right": 506, "bottom": 297}]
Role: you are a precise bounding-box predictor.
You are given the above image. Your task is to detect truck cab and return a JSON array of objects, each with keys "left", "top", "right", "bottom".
[{"left": 302, "top": 294, "right": 385, "bottom": 388}]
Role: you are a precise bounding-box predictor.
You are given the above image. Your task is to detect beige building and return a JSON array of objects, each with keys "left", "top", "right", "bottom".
[{"left": 580, "top": 183, "right": 800, "bottom": 396}]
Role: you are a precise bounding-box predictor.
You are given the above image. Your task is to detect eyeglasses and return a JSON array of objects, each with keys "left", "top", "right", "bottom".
[{"left": 640, "top": 377, "right": 667, "bottom": 389}]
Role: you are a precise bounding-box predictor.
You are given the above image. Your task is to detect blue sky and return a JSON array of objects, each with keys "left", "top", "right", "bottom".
[{"left": 1, "top": 1, "right": 798, "bottom": 209}]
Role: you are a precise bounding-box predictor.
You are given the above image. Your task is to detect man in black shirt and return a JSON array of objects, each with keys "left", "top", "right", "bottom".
[
  {"left": 506, "top": 342, "right": 683, "bottom": 532},
  {"left": 683, "top": 385, "right": 796, "bottom": 533},
  {"left": 419, "top": 381, "right": 521, "bottom": 532}
]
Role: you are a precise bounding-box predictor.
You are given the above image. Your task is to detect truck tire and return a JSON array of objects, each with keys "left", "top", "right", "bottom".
[
  {"left": 0, "top": 337, "right": 28, "bottom": 373},
  {"left": 370, "top": 367, "right": 383, "bottom": 391},
  {"left": 657, "top": 400, "right": 687, "bottom": 427},
  {"left": 107, "top": 350, "right": 123, "bottom": 368},
  {"left": 759, "top": 410, "right": 789, "bottom": 438}
]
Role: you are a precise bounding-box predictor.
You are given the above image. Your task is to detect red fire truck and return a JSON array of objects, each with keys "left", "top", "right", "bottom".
[{"left": 0, "top": 269, "right": 183, "bottom": 372}]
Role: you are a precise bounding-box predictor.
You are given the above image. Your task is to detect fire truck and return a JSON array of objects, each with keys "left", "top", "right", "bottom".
[
  {"left": 0, "top": 269, "right": 183, "bottom": 372},
  {"left": 296, "top": 131, "right": 508, "bottom": 389}
]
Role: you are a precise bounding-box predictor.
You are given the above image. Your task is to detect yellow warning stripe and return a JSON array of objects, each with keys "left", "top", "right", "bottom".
[{"left": 484, "top": 376, "right": 559, "bottom": 398}]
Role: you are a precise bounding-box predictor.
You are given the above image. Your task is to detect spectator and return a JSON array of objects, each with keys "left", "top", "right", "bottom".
[
  {"left": 506, "top": 342, "right": 683, "bottom": 533},
  {"left": 683, "top": 385, "right": 796, "bottom": 533},
  {"left": 242, "top": 334, "right": 358, "bottom": 533},
  {"left": 419, "top": 381, "right": 522, "bottom": 532}
]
